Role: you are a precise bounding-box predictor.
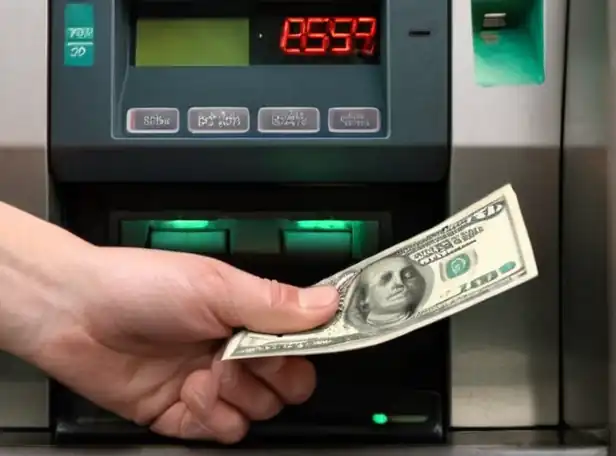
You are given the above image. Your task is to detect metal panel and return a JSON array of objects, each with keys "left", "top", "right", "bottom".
[
  {"left": 450, "top": 0, "right": 565, "bottom": 426},
  {"left": 562, "top": 0, "right": 608, "bottom": 431},
  {"left": 0, "top": 430, "right": 607, "bottom": 455},
  {"left": 0, "top": 449, "right": 610, "bottom": 456},
  {"left": 0, "top": 444, "right": 608, "bottom": 456},
  {"left": 607, "top": 0, "right": 616, "bottom": 452},
  {"left": 0, "top": 0, "right": 50, "bottom": 427}
]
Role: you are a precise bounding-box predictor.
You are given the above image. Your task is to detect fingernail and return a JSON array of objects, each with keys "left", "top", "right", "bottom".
[{"left": 299, "top": 286, "right": 339, "bottom": 310}]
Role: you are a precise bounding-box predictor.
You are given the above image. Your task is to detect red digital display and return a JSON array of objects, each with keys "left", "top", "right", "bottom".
[{"left": 279, "top": 17, "right": 378, "bottom": 57}]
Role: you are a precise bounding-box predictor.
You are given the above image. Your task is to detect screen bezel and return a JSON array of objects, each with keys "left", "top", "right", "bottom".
[{"left": 129, "top": 0, "right": 383, "bottom": 66}]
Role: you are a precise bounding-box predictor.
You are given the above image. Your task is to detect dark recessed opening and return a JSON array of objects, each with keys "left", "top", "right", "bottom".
[{"left": 408, "top": 29, "right": 431, "bottom": 36}]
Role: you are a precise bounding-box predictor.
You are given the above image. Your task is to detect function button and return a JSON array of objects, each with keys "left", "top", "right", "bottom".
[
  {"left": 258, "top": 107, "right": 320, "bottom": 134},
  {"left": 328, "top": 107, "right": 381, "bottom": 133},
  {"left": 188, "top": 107, "right": 250, "bottom": 134},
  {"left": 126, "top": 108, "right": 179, "bottom": 134}
]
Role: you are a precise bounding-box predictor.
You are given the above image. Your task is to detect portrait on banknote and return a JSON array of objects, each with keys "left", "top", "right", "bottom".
[{"left": 344, "top": 255, "right": 433, "bottom": 331}]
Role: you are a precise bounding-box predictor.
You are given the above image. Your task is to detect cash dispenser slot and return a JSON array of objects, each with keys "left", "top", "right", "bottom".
[
  {"left": 125, "top": 218, "right": 379, "bottom": 260},
  {"left": 52, "top": 184, "right": 448, "bottom": 446},
  {"left": 145, "top": 220, "right": 230, "bottom": 254},
  {"left": 119, "top": 217, "right": 378, "bottom": 291}
]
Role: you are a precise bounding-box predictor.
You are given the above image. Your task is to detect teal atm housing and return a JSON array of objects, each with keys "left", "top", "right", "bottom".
[{"left": 50, "top": 0, "right": 450, "bottom": 446}]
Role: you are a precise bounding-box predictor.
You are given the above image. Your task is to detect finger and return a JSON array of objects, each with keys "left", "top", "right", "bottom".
[
  {"left": 186, "top": 400, "right": 249, "bottom": 444},
  {"left": 147, "top": 370, "right": 224, "bottom": 441},
  {"left": 198, "top": 258, "right": 339, "bottom": 333},
  {"left": 178, "top": 369, "right": 249, "bottom": 443},
  {"left": 149, "top": 369, "right": 217, "bottom": 437},
  {"left": 153, "top": 400, "right": 249, "bottom": 444},
  {"left": 215, "top": 360, "right": 283, "bottom": 421},
  {"left": 243, "top": 356, "right": 317, "bottom": 405}
]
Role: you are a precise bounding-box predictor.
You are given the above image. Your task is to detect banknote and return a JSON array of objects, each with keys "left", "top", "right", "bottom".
[{"left": 221, "top": 184, "right": 537, "bottom": 361}]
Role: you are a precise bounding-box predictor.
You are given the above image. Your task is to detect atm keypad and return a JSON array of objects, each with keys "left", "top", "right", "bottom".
[
  {"left": 126, "top": 108, "right": 180, "bottom": 134},
  {"left": 125, "top": 106, "right": 381, "bottom": 136}
]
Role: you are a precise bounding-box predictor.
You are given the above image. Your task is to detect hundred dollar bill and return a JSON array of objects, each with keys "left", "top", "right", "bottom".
[{"left": 222, "top": 184, "right": 537, "bottom": 361}]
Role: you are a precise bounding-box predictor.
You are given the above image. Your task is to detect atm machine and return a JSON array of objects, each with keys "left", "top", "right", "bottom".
[{"left": 0, "top": 0, "right": 610, "bottom": 453}]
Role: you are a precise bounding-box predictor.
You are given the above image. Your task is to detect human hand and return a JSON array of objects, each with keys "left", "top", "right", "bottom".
[{"left": 7, "top": 239, "right": 338, "bottom": 443}]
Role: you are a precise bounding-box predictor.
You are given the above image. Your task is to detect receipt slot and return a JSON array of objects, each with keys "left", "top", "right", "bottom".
[
  {"left": 0, "top": 0, "right": 609, "bottom": 453},
  {"left": 471, "top": 0, "right": 545, "bottom": 86}
]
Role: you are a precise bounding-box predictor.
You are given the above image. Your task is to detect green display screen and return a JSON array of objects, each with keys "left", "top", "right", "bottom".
[{"left": 135, "top": 19, "right": 250, "bottom": 67}]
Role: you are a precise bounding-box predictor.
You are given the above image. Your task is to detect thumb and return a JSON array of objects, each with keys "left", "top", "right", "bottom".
[{"left": 200, "top": 258, "right": 339, "bottom": 334}]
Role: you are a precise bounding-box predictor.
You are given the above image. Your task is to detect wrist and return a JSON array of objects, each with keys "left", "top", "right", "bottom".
[{"left": 0, "top": 202, "right": 98, "bottom": 361}]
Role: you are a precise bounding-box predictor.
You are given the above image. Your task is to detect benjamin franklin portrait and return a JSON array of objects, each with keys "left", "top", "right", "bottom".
[{"left": 345, "top": 255, "right": 433, "bottom": 331}]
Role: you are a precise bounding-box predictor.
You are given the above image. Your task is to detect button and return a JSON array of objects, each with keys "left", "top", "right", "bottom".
[
  {"left": 126, "top": 108, "right": 179, "bottom": 134},
  {"left": 258, "top": 107, "right": 320, "bottom": 133},
  {"left": 328, "top": 107, "right": 381, "bottom": 133},
  {"left": 188, "top": 107, "right": 250, "bottom": 134}
]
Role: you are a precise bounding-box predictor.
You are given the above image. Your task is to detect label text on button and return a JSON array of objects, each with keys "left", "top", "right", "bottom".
[
  {"left": 188, "top": 107, "right": 250, "bottom": 134},
  {"left": 126, "top": 108, "right": 180, "bottom": 134}
]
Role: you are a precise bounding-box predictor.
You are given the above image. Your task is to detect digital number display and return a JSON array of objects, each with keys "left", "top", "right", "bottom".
[
  {"left": 132, "top": 1, "right": 382, "bottom": 66},
  {"left": 279, "top": 17, "right": 378, "bottom": 57}
]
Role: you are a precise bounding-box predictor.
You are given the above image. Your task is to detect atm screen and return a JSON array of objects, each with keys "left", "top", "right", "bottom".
[{"left": 133, "top": 1, "right": 382, "bottom": 66}]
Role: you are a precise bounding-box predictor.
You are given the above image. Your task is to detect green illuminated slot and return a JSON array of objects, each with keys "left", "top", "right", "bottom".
[
  {"left": 150, "top": 220, "right": 211, "bottom": 230},
  {"left": 471, "top": 0, "right": 545, "bottom": 87},
  {"left": 294, "top": 220, "right": 352, "bottom": 231},
  {"left": 120, "top": 218, "right": 380, "bottom": 258},
  {"left": 283, "top": 231, "right": 352, "bottom": 256},
  {"left": 285, "top": 220, "right": 357, "bottom": 256},
  {"left": 149, "top": 230, "right": 228, "bottom": 254}
]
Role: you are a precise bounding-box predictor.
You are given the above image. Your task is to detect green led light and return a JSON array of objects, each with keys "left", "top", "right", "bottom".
[
  {"left": 151, "top": 220, "right": 211, "bottom": 231},
  {"left": 295, "top": 220, "right": 351, "bottom": 231},
  {"left": 372, "top": 413, "right": 388, "bottom": 425}
]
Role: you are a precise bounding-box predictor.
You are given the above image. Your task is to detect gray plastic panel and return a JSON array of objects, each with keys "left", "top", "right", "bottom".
[
  {"left": 607, "top": 0, "right": 616, "bottom": 452},
  {"left": 0, "top": 0, "right": 50, "bottom": 428},
  {"left": 0, "top": 446, "right": 608, "bottom": 456},
  {"left": 449, "top": 0, "right": 565, "bottom": 427}
]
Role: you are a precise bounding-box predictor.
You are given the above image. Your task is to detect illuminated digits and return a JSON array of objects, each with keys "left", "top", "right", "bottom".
[
  {"left": 280, "top": 16, "right": 378, "bottom": 56},
  {"left": 304, "top": 17, "right": 329, "bottom": 54},
  {"left": 280, "top": 17, "right": 305, "bottom": 54},
  {"left": 354, "top": 17, "right": 377, "bottom": 56},
  {"left": 329, "top": 17, "right": 356, "bottom": 55}
]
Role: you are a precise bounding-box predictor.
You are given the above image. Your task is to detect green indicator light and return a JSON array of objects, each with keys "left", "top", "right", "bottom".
[
  {"left": 295, "top": 220, "right": 351, "bottom": 231},
  {"left": 372, "top": 413, "right": 388, "bottom": 425},
  {"left": 151, "top": 220, "right": 211, "bottom": 231}
]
